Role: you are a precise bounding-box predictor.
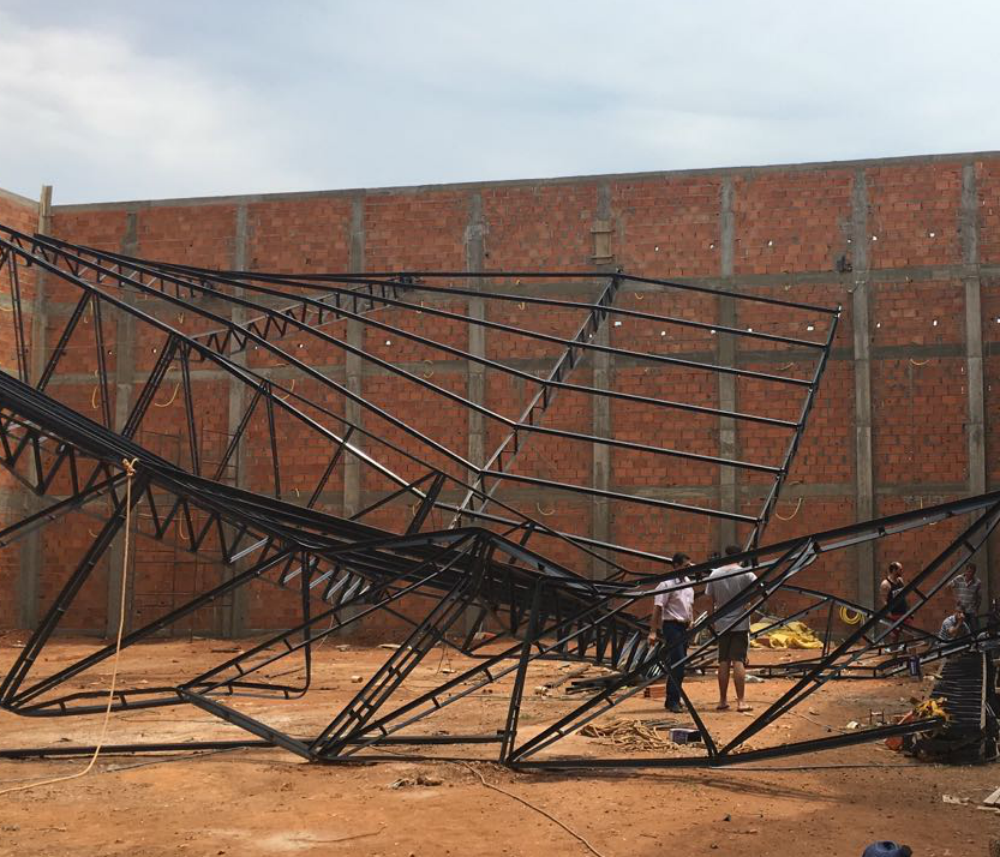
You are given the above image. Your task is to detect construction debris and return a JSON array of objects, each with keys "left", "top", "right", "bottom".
[
  {"left": 581, "top": 719, "right": 684, "bottom": 752},
  {"left": 389, "top": 774, "right": 444, "bottom": 789},
  {"left": 750, "top": 620, "right": 823, "bottom": 650}
]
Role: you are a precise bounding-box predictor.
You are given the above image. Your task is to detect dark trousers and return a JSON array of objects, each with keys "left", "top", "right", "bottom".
[{"left": 661, "top": 620, "right": 688, "bottom": 708}]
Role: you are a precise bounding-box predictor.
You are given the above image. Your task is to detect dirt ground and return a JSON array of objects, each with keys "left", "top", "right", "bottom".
[{"left": 0, "top": 635, "right": 997, "bottom": 857}]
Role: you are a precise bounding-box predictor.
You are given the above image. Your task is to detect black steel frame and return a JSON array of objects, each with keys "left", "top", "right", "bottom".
[{"left": 0, "top": 224, "right": 990, "bottom": 769}]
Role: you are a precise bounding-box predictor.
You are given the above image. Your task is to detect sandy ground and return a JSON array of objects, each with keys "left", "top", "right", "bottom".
[{"left": 0, "top": 635, "right": 997, "bottom": 857}]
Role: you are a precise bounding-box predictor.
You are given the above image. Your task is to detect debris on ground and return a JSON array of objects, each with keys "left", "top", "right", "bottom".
[
  {"left": 534, "top": 666, "right": 590, "bottom": 697},
  {"left": 388, "top": 773, "right": 444, "bottom": 789},
  {"left": 750, "top": 620, "right": 823, "bottom": 649},
  {"left": 580, "top": 718, "right": 690, "bottom": 751}
]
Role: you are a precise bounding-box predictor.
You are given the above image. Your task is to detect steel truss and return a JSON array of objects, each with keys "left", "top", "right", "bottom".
[{"left": 0, "top": 223, "right": 994, "bottom": 768}]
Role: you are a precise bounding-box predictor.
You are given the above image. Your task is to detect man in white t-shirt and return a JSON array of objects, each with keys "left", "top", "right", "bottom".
[
  {"left": 705, "top": 545, "right": 759, "bottom": 712},
  {"left": 647, "top": 552, "right": 696, "bottom": 713}
]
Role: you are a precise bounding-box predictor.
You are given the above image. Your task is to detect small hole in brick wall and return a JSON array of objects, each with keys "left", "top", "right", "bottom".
[
  {"left": 747, "top": 327, "right": 754, "bottom": 333},
  {"left": 298, "top": 343, "right": 304, "bottom": 348},
  {"left": 710, "top": 242, "right": 716, "bottom": 249},
  {"left": 806, "top": 324, "right": 815, "bottom": 332},
  {"left": 614, "top": 321, "right": 622, "bottom": 327},
  {"left": 929, "top": 231, "right": 936, "bottom": 238},
  {"left": 995, "top": 317, "right": 1000, "bottom": 324},
  {"left": 847, "top": 237, "right": 852, "bottom": 244},
  {"left": 710, "top": 329, "right": 717, "bottom": 335},
  {"left": 152, "top": 347, "right": 157, "bottom": 354},
  {"left": 932, "top": 319, "right": 938, "bottom": 327},
  {"left": 660, "top": 330, "right": 667, "bottom": 337},
  {"left": 654, "top": 245, "right": 660, "bottom": 252},
  {"left": 385, "top": 339, "right": 392, "bottom": 346},
  {"left": 767, "top": 240, "right": 774, "bottom": 247},
  {"left": 876, "top": 322, "right": 881, "bottom": 328},
  {"left": 871, "top": 235, "right": 878, "bottom": 242}
]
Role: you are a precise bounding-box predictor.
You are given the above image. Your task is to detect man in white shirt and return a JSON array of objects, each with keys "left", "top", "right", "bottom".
[
  {"left": 705, "top": 545, "right": 759, "bottom": 712},
  {"left": 647, "top": 552, "right": 696, "bottom": 713}
]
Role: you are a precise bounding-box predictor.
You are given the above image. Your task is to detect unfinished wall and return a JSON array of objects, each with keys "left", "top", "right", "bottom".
[
  {"left": 0, "top": 188, "right": 40, "bottom": 630},
  {"left": 3, "top": 150, "right": 1000, "bottom": 636}
]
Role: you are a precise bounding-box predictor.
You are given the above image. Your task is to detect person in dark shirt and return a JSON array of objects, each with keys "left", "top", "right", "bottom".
[{"left": 879, "top": 561, "right": 908, "bottom": 646}]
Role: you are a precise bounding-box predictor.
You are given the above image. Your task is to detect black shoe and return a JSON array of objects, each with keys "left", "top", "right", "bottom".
[{"left": 666, "top": 702, "right": 684, "bottom": 713}]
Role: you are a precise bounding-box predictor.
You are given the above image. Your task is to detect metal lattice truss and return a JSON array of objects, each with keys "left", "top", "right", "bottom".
[{"left": 0, "top": 222, "right": 995, "bottom": 768}]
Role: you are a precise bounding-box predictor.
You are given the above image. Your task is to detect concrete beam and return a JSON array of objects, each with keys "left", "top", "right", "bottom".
[
  {"left": 48, "top": 149, "right": 1000, "bottom": 216},
  {"left": 961, "top": 162, "right": 991, "bottom": 603},
  {"left": 717, "top": 178, "right": 739, "bottom": 550},
  {"left": 851, "top": 169, "right": 876, "bottom": 607}
]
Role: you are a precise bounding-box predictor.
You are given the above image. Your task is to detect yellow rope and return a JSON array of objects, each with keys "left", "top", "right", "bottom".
[
  {"left": 274, "top": 378, "right": 296, "bottom": 402},
  {"left": 774, "top": 497, "right": 803, "bottom": 521},
  {"left": 839, "top": 606, "right": 864, "bottom": 625},
  {"left": 0, "top": 457, "right": 139, "bottom": 796},
  {"left": 152, "top": 383, "right": 180, "bottom": 408}
]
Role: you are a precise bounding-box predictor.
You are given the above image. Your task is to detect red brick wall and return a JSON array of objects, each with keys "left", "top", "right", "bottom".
[
  {"left": 0, "top": 190, "right": 38, "bottom": 629},
  {"left": 2, "top": 152, "right": 1000, "bottom": 636}
]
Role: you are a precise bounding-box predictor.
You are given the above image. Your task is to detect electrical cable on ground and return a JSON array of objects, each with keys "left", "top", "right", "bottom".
[
  {"left": 456, "top": 761, "right": 607, "bottom": 857},
  {"left": 0, "top": 456, "right": 139, "bottom": 797}
]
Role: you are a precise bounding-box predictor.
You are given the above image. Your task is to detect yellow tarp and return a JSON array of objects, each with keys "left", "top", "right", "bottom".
[{"left": 750, "top": 619, "right": 823, "bottom": 649}]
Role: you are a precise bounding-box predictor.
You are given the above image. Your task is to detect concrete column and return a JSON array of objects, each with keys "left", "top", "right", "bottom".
[
  {"left": 17, "top": 185, "right": 53, "bottom": 628},
  {"left": 961, "top": 162, "right": 991, "bottom": 602},
  {"left": 37, "top": 185, "right": 52, "bottom": 235},
  {"left": 343, "top": 195, "right": 365, "bottom": 516},
  {"left": 105, "top": 209, "right": 139, "bottom": 637},
  {"left": 466, "top": 192, "right": 487, "bottom": 483},
  {"left": 225, "top": 203, "right": 250, "bottom": 637},
  {"left": 463, "top": 194, "right": 488, "bottom": 631},
  {"left": 850, "top": 169, "right": 877, "bottom": 607},
  {"left": 717, "top": 178, "right": 738, "bottom": 550},
  {"left": 591, "top": 182, "right": 614, "bottom": 578}
]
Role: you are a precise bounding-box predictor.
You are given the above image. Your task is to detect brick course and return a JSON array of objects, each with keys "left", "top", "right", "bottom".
[{"left": 3, "top": 151, "right": 1000, "bottom": 635}]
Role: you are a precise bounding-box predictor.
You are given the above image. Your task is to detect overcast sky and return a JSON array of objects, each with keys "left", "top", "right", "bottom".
[{"left": 2, "top": 0, "right": 999, "bottom": 204}]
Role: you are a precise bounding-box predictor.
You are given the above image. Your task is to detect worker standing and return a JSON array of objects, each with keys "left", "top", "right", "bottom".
[
  {"left": 647, "top": 552, "right": 695, "bottom": 713},
  {"left": 949, "top": 563, "right": 982, "bottom": 631},
  {"left": 879, "top": 562, "right": 908, "bottom": 647},
  {"left": 705, "top": 545, "right": 758, "bottom": 712}
]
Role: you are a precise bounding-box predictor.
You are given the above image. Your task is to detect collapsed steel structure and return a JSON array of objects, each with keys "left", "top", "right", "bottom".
[{"left": 0, "top": 222, "right": 995, "bottom": 768}]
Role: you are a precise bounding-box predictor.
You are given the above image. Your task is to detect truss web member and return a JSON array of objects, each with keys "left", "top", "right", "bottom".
[
  {"left": 706, "top": 545, "right": 758, "bottom": 712},
  {"left": 648, "top": 552, "right": 695, "bottom": 713}
]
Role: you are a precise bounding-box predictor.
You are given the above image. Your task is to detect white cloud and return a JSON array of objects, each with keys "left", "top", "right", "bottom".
[
  {"left": 2, "top": 1, "right": 1000, "bottom": 202},
  {"left": 0, "top": 12, "right": 312, "bottom": 202}
]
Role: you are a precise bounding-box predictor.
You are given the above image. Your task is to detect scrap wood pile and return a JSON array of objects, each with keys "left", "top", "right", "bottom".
[{"left": 580, "top": 718, "right": 678, "bottom": 751}]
